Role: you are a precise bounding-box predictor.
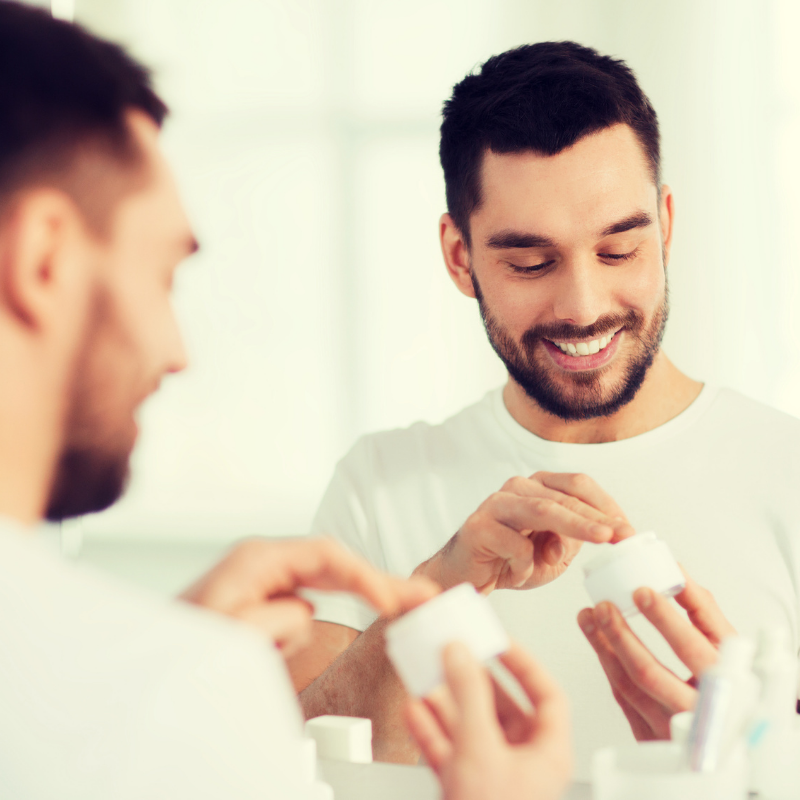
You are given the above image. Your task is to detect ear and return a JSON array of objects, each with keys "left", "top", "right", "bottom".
[
  {"left": 658, "top": 185, "right": 675, "bottom": 267},
  {"left": 440, "top": 213, "right": 476, "bottom": 299},
  {"left": 0, "top": 190, "right": 85, "bottom": 329}
]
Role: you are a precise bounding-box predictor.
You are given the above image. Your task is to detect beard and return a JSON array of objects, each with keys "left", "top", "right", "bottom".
[
  {"left": 45, "top": 289, "right": 132, "bottom": 522},
  {"left": 45, "top": 447, "right": 130, "bottom": 522},
  {"left": 473, "top": 276, "right": 669, "bottom": 422}
]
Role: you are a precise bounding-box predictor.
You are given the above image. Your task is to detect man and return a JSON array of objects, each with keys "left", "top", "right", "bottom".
[
  {"left": 0, "top": 4, "right": 573, "bottom": 799},
  {"left": 292, "top": 41, "right": 800, "bottom": 778}
]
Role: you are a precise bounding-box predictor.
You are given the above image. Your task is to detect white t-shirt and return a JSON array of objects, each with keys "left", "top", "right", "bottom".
[
  {"left": 310, "top": 385, "right": 800, "bottom": 779},
  {"left": 0, "top": 521, "right": 313, "bottom": 800}
]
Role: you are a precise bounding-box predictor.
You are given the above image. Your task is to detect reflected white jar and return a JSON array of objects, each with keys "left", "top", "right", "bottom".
[{"left": 583, "top": 531, "right": 685, "bottom": 616}]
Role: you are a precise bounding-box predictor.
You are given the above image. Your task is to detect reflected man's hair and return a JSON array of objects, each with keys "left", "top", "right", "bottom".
[
  {"left": 0, "top": 0, "right": 167, "bottom": 227},
  {"left": 439, "top": 41, "right": 661, "bottom": 247}
]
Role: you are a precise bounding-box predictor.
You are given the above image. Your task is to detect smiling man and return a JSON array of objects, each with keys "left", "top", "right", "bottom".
[{"left": 291, "top": 42, "right": 800, "bottom": 778}]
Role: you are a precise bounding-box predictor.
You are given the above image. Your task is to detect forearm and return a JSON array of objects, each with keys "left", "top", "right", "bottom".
[{"left": 299, "top": 617, "right": 419, "bottom": 763}]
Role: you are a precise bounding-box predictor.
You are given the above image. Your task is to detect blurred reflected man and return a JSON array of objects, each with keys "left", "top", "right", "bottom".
[
  {"left": 0, "top": 4, "right": 579, "bottom": 799},
  {"left": 293, "top": 41, "right": 800, "bottom": 778}
]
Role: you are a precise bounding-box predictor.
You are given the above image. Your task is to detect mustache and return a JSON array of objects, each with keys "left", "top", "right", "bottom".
[{"left": 521, "top": 310, "right": 643, "bottom": 345}]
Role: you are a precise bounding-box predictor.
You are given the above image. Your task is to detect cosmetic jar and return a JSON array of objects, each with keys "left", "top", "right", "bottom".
[
  {"left": 385, "top": 582, "right": 509, "bottom": 697},
  {"left": 583, "top": 531, "right": 685, "bottom": 616}
]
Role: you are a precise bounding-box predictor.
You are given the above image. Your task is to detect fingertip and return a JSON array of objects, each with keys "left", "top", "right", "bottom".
[
  {"left": 590, "top": 524, "right": 614, "bottom": 542},
  {"left": 594, "top": 601, "right": 613, "bottom": 627},
  {"left": 442, "top": 640, "right": 472, "bottom": 672},
  {"left": 633, "top": 586, "right": 654, "bottom": 610},
  {"left": 577, "top": 607, "right": 596, "bottom": 635}
]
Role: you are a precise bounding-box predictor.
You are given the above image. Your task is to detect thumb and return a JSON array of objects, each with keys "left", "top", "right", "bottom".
[{"left": 441, "top": 642, "right": 499, "bottom": 745}]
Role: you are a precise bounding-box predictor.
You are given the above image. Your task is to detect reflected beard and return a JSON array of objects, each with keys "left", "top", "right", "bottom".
[
  {"left": 473, "top": 278, "right": 669, "bottom": 422},
  {"left": 45, "top": 447, "right": 129, "bottom": 522}
]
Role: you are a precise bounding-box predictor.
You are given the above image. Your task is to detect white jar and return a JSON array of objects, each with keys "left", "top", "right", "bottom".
[
  {"left": 385, "top": 582, "right": 509, "bottom": 697},
  {"left": 583, "top": 531, "right": 685, "bottom": 616}
]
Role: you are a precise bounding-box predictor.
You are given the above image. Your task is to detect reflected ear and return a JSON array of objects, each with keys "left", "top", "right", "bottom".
[
  {"left": 439, "top": 213, "right": 476, "bottom": 299},
  {"left": 658, "top": 186, "right": 675, "bottom": 267},
  {"left": 0, "top": 190, "right": 81, "bottom": 329}
]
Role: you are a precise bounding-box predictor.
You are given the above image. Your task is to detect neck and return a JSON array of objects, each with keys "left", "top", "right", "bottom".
[
  {"left": 503, "top": 352, "right": 703, "bottom": 444},
  {"left": 0, "top": 346, "right": 66, "bottom": 526}
]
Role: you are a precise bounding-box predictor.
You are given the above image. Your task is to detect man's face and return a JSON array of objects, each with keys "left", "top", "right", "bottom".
[
  {"left": 463, "top": 124, "right": 670, "bottom": 421},
  {"left": 46, "top": 113, "right": 193, "bottom": 520}
]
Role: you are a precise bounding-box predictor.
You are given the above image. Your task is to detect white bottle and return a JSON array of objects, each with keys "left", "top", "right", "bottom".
[
  {"left": 687, "top": 636, "right": 759, "bottom": 772},
  {"left": 749, "top": 627, "right": 798, "bottom": 796},
  {"left": 753, "top": 627, "right": 797, "bottom": 731}
]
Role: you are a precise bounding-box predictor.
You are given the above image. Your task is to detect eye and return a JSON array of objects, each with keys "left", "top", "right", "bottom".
[
  {"left": 598, "top": 247, "right": 640, "bottom": 263},
  {"left": 508, "top": 260, "right": 556, "bottom": 275}
]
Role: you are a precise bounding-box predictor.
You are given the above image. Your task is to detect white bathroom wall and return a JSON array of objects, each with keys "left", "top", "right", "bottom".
[{"left": 56, "top": 0, "right": 799, "bottom": 545}]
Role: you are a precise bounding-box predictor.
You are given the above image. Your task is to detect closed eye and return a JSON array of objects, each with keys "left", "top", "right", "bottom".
[
  {"left": 508, "top": 260, "right": 555, "bottom": 274},
  {"left": 598, "top": 247, "right": 640, "bottom": 262}
]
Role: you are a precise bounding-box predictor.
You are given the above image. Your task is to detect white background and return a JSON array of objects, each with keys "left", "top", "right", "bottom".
[{"left": 42, "top": 0, "right": 800, "bottom": 545}]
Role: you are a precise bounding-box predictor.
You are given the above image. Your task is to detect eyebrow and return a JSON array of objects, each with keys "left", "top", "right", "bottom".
[
  {"left": 485, "top": 230, "right": 555, "bottom": 249},
  {"left": 600, "top": 211, "right": 653, "bottom": 237},
  {"left": 484, "top": 210, "right": 654, "bottom": 251}
]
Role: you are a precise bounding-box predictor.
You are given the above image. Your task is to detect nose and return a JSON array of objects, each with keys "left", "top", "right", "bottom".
[{"left": 551, "top": 256, "right": 608, "bottom": 327}]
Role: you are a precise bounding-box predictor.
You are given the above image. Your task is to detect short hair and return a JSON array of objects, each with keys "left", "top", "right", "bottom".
[
  {"left": 0, "top": 0, "right": 168, "bottom": 226},
  {"left": 440, "top": 41, "right": 661, "bottom": 246}
]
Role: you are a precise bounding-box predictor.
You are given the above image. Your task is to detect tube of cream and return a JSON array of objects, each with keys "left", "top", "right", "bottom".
[{"left": 687, "top": 636, "right": 758, "bottom": 772}]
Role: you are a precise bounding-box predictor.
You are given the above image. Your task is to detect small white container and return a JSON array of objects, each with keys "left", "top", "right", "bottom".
[
  {"left": 669, "top": 711, "right": 694, "bottom": 744},
  {"left": 385, "top": 582, "right": 510, "bottom": 697},
  {"left": 583, "top": 531, "right": 685, "bottom": 616},
  {"left": 592, "top": 741, "right": 748, "bottom": 800},
  {"left": 305, "top": 716, "right": 373, "bottom": 764}
]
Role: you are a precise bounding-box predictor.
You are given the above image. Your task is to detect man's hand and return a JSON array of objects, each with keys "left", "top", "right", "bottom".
[
  {"left": 180, "top": 537, "right": 439, "bottom": 658},
  {"left": 404, "top": 641, "right": 571, "bottom": 800},
  {"left": 577, "top": 573, "right": 736, "bottom": 740},
  {"left": 415, "top": 472, "right": 634, "bottom": 593}
]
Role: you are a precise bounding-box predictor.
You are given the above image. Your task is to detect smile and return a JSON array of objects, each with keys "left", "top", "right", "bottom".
[{"left": 548, "top": 331, "right": 619, "bottom": 358}]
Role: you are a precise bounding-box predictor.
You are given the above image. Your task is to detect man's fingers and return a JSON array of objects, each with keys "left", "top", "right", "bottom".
[
  {"left": 424, "top": 683, "right": 460, "bottom": 739},
  {"left": 533, "top": 472, "right": 635, "bottom": 540},
  {"left": 236, "top": 598, "right": 313, "bottom": 656},
  {"left": 673, "top": 571, "right": 737, "bottom": 645},
  {"left": 384, "top": 575, "right": 443, "bottom": 613},
  {"left": 441, "top": 642, "right": 499, "bottom": 745},
  {"left": 235, "top": 538, "right": 438, "bottom": 616},
  {"left": 487, "top": 493, "right": 615, "bottom": 544},
  {"left": 633, "top": 587, "right": 720, "bottom": 676},
  {"left": 404, "top": 700, "right": 453, "bottom": 774},
  {"left": 490, "top": 675, "right": 534, "bottom": 745},
  {"left": 613, "top": 686, "right": 661, "bottom": 741},
  {"left": 457, "top": 516, "right": 536, "bottom": 589},
  {"left": 578, "top": 608, "right": 670, "bottom": 738},
  {"left": 497, "top": 641, "right": 569, "bottom": 746},
  {"left": 592, "top": 602, "right": 697, "bottom": 713},
  {"left": 274, "top": 539, "right": 439, "bottom": 615}
]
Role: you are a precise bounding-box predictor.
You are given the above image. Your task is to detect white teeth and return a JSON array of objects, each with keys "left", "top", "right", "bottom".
[{"left": 553, "top": 332, "right": 617, "bottom": 358}]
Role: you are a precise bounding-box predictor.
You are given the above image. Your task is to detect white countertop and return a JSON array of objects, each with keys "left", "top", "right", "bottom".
[{"left": 318, "top": 759, "right": 591, "bottom": 800}]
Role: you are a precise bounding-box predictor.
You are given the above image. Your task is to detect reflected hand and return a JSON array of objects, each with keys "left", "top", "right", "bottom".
[
  {"left": 416, "top": 472, "right": 634, "bottom": 593},
  {"left": 578, "top": 572, "right": 736, "bottom": 740},
  {"left": 405, "top": 640, "right": 572, "bottom": 800},
  {"left": 181, "top": 537, "right": 438, "bottom": 658}
]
